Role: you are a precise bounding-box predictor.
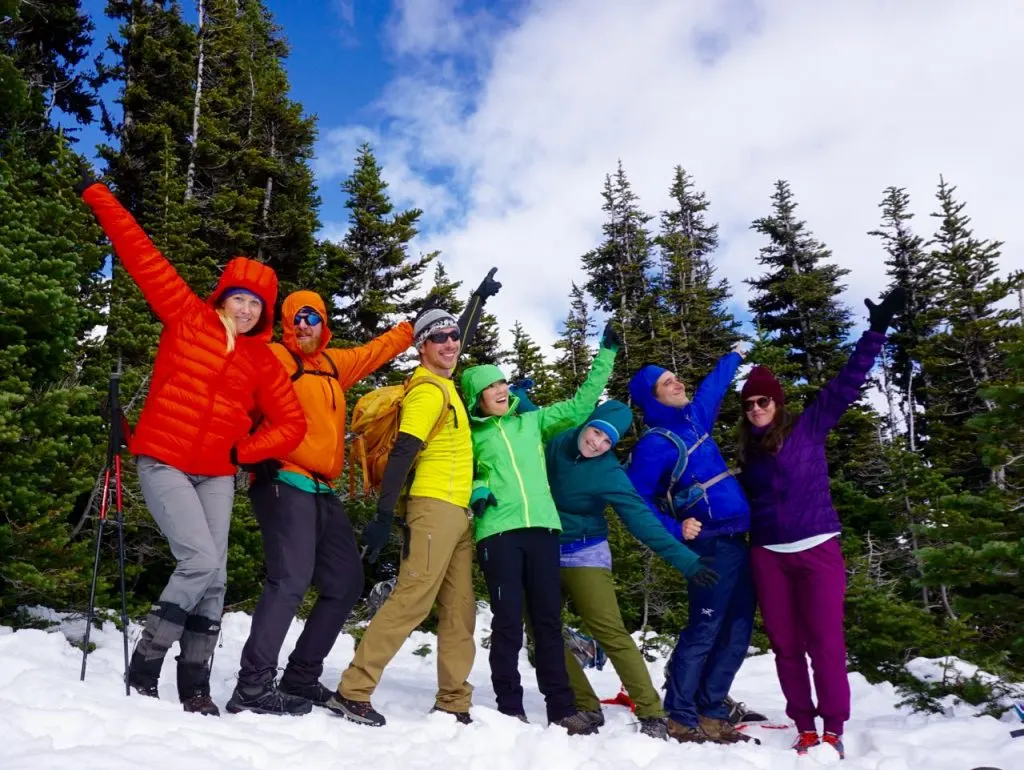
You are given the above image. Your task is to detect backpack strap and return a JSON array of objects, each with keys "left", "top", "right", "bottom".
[{"left": 288, "top": 349, "right": 339, "bottom": 382}]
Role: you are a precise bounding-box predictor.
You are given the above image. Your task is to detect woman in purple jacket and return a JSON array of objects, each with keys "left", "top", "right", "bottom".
[{"left": 736, "top": 288, "right": 905, "bottom": 760}]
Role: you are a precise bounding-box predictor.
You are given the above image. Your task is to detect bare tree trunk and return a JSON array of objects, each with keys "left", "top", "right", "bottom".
[
  {"left": 940, "top": 584, "right": 957, "bottom": 620},
  {"left": 256, "top": 126, "right": 275, "bottom": 262},
  {"left": 184, "top": 0, "right": 206, "bottom": 202}
]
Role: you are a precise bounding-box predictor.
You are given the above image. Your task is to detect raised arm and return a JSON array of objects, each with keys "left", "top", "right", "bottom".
[
  {"left": 537, "top": 330, "right": 617, "bottom": 440},
  {"left": 800, "top": 329, "right": 886, "bottom": 441},
  {"left": 689, "top": 343, "right": 745, "bottom": 430},
  {"left": 327, "top": 321, "right": 414, "bottom": 389},
  {"left": 79, "top": 182, "right": 204, "bottom": 325},
  {"left": 458, "top": 268, "right": 501, "bottom": 349}
]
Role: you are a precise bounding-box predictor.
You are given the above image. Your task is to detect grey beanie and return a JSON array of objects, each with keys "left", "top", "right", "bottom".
[{"left": 414, "top": 308, "right": 459, "bottom": 346}]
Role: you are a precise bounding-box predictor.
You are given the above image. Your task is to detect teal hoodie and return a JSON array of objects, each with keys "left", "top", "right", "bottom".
[
  {"left": 545, "top": 400, "right": 702, "bottom": 577},
  {"left": 461, "top": 346, "right": 616, "bottom": 542}
]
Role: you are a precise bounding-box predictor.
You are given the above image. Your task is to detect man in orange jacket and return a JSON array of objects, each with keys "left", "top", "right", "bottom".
[{"left": 227, "top": 290, "right": 414, "bottom": 716}]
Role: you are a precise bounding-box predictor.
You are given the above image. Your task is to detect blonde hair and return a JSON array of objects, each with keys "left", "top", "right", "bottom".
[{"left": 216, "top": 308, "right": 237, "bottom": 353}]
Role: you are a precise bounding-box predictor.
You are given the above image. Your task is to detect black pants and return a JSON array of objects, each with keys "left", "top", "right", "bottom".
[
  {"left": 478, "top": 527, "right": 575, "bottom": 722},
  {"left": 238, "top": 480, "right": 364, "bottom": 687}
]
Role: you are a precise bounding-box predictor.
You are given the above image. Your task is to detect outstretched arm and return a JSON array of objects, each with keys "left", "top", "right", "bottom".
[
  {"left": 538, "top": 343, "right": 616, "bottom": 441},
  {"left": 328, "top": 321, "right": 414, "bottom": 389},
  {"left": 458, "top": 268, "right": 501, "bottom": 349},
  {"left": 690, "top": 344, "right": 745, "bottom": 430},
  {"left": 801, "top": 329, "right": 886, "bottom": 440}
]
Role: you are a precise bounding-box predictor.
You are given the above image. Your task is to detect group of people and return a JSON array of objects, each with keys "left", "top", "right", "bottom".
[{"left": 77, "top": 175, "right": 906, "bottom": 758}]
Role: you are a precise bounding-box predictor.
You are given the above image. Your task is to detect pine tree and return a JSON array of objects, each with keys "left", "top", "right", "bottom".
[
  {"left": 747, "top": 180, "right": 853, "bottom": 392},
  {"left": 581, "top": 161, "right": 658, "bottom": 402},
  {"left": 507, "top": 322, "right": 554, "bottom": 406},
  {"left": 654, "top": 166, "right": 740, "bottom": 383},
  {"left": 550, "top": 283, "right": 596, "bottom": 401}
]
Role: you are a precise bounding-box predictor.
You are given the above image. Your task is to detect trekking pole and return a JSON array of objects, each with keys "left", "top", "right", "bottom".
[{"left": 80, "top": 356, "right": 131, "bottom": 695}]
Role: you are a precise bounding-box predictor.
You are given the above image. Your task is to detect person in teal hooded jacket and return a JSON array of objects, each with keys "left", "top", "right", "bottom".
[
  {"left": 544, "top": 399, "right": 720, "bottom": 740},
  {"left": 459, "top": 322, "right": 620, "bottom": 735}
]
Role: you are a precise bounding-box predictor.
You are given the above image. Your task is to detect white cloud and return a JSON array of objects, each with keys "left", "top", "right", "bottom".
[{"left": 327, "top": 0, "right": 1024, "bottom": 357}]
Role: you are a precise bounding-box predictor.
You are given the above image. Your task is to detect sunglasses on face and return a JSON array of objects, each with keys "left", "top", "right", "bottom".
[
  {"left": 427, "top": 329, "right": 461, "bottom": 345},
  {"left": 744, "top": 396, "right": 773, "bottom": 412},
  {"left": 294, "top": 310, "right": 322, "bottom": 327}
]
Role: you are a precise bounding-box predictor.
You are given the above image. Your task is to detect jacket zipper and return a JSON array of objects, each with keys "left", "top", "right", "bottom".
[
  {"left": 497, "top": 421, "right": 530, "bottom": 526},
  {"left": 426, "top": 533, "right": 432, "bottom": 573}
]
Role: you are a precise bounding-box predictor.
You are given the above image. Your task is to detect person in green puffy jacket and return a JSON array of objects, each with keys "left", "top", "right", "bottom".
[
  {"left": 459, "top": 323, "right": 619, "bottom": 734},
  {"left": 544, "top": 399, "right": 719, "bottom": 741}
]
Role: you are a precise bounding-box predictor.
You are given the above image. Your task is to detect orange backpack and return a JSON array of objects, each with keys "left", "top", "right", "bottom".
[{"left": 348, "top": 374, "right": 451, "bottom": 497}]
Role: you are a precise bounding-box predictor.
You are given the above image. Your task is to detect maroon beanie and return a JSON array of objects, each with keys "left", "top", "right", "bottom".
[{"left": 741, "top": 366, "right": 785, "bottom": 407}]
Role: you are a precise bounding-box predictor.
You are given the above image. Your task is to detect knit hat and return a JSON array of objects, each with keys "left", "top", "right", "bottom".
[
  {"left": 585, "top": 418, "right": 621, "bottom": 447},
  {"left": 741, "top": 366, "right": 785, "bottom": 407},
  {"left": 414, "top": 308, "right": 459, "bottom": 347},
  {"left": 219, "top": 286, "right": 263, "bottom": 306}
]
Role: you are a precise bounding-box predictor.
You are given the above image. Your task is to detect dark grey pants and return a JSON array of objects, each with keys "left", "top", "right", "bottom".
[{"left": 237, "top": 479, "right": 364, "bottom": 688}]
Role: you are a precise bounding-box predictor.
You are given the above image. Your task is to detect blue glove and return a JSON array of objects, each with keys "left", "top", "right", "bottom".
[{"left": 510, "top": 379, "right": 539, "bottom": 413}]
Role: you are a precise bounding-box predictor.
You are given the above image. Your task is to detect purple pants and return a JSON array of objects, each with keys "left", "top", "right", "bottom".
[{"left": 750, "top": 537, "right": 850, "bottom": 735}]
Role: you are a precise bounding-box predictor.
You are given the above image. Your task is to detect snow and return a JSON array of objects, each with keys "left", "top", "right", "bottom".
[{"left": 1, "top": 606, "right": 1022, "bottom": 770}]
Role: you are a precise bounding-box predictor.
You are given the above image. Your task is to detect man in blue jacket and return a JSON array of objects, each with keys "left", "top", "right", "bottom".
[{"left": 626, "top": 342, "right": 757, "bottom": 746}]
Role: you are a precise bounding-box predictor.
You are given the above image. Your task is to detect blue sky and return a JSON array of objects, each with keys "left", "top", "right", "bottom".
[{"left": 68, "top": 0, "right": 1024, "bottom": 356}]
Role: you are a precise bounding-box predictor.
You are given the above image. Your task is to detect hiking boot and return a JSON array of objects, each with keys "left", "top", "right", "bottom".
[
  {"left": 431, "top": 706, "right": 473, "bottom": 724},
  {"left": 127, "top": 649, "right": 163, "bottom": 698},
  {"left": 501, "top": 710, "right": 529, "bottom": 723},
  {"left": 699, "top": 714, "right": 760, "bottom": 745},
  {"left": 638, "top": 716, "right": 668, "bottom": 740},
  {"left": 822, "top": 731, "right": 845, "bottom": 759},
  {"left": 666, "top": 718, "right": 710, "bottom": 744},
  {"left": 226, "top": 680, "right": 314, "bottom": 716},
  {"left": 278, "top": 678, "right": 334, "bottom": 707},
  {"left": 725, "top": 695, "right": 768, "bottom": 724},
  {"left": 182, "top": 692, "right": 220, "bottom": 716},
  {"left": 551, "top": 712, "right": 599, "bottom": 736},
  {"left": 580, "top": 709, "right": 605, "bottom": 728},
  {"left": 793, "top": 731, "right": 821, "bottom": 755},
  {"left": 326, "top": 694, "right": 386, "bottom": 726}
]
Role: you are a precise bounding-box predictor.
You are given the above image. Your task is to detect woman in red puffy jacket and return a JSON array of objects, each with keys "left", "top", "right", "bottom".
[{"left": 79, "top": 180, "right": 306, "bottom": 716}]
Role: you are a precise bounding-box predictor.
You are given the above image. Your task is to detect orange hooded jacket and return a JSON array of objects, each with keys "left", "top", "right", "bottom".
[
  {"left": 265, "top": 290, "right": 413, "bottom": 482},
  {"left": 81, "top": 183, "right": 306, "bottom": 477}
]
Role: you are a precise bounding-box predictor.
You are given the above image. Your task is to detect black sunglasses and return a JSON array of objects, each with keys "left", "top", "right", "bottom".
[
  {"left": 294, "top": 309, "right": 322, "bottom": 327},
  {"left": 426, "top": 329, "right": 461, "bottom": 344},
  {"left": 743, "top": 396, "right": 773, "bottom": 411}
]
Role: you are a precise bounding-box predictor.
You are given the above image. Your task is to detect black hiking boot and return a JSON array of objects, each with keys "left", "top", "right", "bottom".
[
  {"left": 182, "top": 691, "right": 221, "bottom": 716},
  {"left": 127, "top": 649, "right": 163, "bottom": 698},
  {"left": 325, "top": 694, "right": 386, "bottom": 726},
  {"left": 638, "top": 717, "right": 668, "bottom": 740},
  {"left": 551, "top": 711, "right": 599, "bottom": 736},
  {"left": 226, "top": 680, "right": 313, "bottom": 716},
  {"left": 725, "top": 695, "right": 767, "bottom": 724},
  {"left": 278, "top": 678, "right": 334, "bottom": 708},
  {"left": 431, "top": 706, "right": 472, "bottom": 724},
  {"left": 580, "top": 709, "right": 605, "bottom": 728}
]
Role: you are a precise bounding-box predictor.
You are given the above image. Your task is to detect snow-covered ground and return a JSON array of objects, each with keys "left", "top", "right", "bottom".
[{"left": 1, "top": 606, "right": 1021, "bottom": 770}]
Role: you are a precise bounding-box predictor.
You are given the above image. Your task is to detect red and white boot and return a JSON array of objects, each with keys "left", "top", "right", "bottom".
[
  {"left": 822, "top": 731, "right": 845, "bottom": 759},
  {"left": 792, "top": 730, "right": 821, "bottom": 756}
]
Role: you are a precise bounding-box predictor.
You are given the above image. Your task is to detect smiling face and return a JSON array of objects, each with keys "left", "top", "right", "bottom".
[
  {"left": 479, "top": 379, "right": 510, "bottom": 417},
  {"left": 577, "top": 425, "right": 613, "bottom": 458},
  {"left": 220, "top": 291, "right": 263, "bottom": 335},
  {"left": 744, "top": 395, "right": 777, "bottom": 428},
  {"left": 293, "top": 307, "right": 324, "bottom": 354},
  {"left": 419, "top": 325, "right": 462, "bottom": 375},
  {"left": 654, "top": 370, "right": 689, "bottom": 407}
]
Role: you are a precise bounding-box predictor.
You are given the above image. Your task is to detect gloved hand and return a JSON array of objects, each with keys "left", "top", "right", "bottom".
[
  {"left": 511, "top": 377, "right": 534, "bottom": 391},
  {"left": 470, "top": 489, "right": 498, "bottom": 518},
  {"left": 74, "top": 162, "right": 98, "bottom": 196},
  {"left": 600, "top": 321, "right": 622, "bottom": 352},
  {"left": 474, "top": 267, "right": 502, "bottom": 300},
  {"left": 689, "top": 556, "right": 720, "bottom": 588},
  {"left": 731, "top": 339, "right": 747, "bottom": 358},
  {"left": 356, "top": 306, "right": 380, "bottom": 332},
  {"left": 360, "top": 510, "right": 394, "bottom": 563},
  {"left": 865, "top": 286, "right": 907, "bottom": 334},
  {"left": 230, "top": 448, "right": 282, "bottom": 483}
]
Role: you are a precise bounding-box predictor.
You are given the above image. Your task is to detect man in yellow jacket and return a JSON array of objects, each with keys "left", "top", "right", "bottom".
[{"left": 227, "top": 290, "right": 413, "bottom": 716}]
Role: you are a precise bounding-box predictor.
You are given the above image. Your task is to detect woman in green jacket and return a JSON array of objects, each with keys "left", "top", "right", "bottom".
[
  {"left": 460, "top": 323, "right": 619, "bottom": 735},
  {"left": 544, "top": 399, "right": 719, "bottom": 740}
]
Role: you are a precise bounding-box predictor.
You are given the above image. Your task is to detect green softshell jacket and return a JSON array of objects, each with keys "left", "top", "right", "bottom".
[
  {"left": 462, "top": 346, "right": 616, "bottom": 542},
  {"left": 545, "top": 400, "right": 702, "bottom": 577}
]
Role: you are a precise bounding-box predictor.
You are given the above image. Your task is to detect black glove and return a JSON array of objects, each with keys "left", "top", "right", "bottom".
[
  {"left": 600, "top": 321, "right": 622, "bottom": 352},
  {"left": 230, "top": 447, "right": 282, "bottom": 483},
  {"left": 355, "top": 306, "right": 380, "bottom": 332},
  {"left": 865, "top": 286, "right": 907, "bottom": 334},
  {"left": 471, "top": 492, "right": 498, "bottom": 518},
  {"left": 688, "top": 556, "right": 720, "bottom": 588},
  {"left": 474, "top": 267, "right": 502, "bottom": 300},
  {"left": 74, "top": 162, "right": 98, "bottom": 196},
  {"left": 360, "top": 510, "right": 394, "bottom": 563}
]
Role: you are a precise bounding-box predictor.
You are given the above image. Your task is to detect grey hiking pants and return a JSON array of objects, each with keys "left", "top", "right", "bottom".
[{"left": 134, "top": 455, "right": 234, "bottom": 662}]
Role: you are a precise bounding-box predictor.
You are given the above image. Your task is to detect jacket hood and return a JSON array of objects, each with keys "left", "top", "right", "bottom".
[
  {"left": 570, "top": 400, "right": 633, "bottom": 457},
  {"left": 461, "top": 364, "right": 519, "bottom": 420},
  {"left": 629, "top": 364, "right": 681, "bottom": 427},
  {"left": 209, "top": 257, "right": 278, "bottom": 342},
  {"left": 281, "top": 290, "right": 332, "bottom": 356}
]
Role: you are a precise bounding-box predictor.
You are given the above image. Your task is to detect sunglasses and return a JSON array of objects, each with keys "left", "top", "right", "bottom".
[
  {"left": 294, "top": 309, "right": 322, "bottom": 327},
  {"left": 743, "top": 396, "right": 773, "bottom": 411},
  {"left": 426, "top": 329, "right": 461, "bottom": 344}
]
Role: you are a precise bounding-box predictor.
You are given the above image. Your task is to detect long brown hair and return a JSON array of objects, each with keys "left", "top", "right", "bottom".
[{"left": 737, "top": 406, "right": 796, "bottom": 466}]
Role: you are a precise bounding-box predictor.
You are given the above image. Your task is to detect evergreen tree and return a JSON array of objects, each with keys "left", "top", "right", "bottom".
[
  {"left": 506, "top": 321, "right": 554, "bottom": 406},
  {"left": 581, "top": 161, "right": 658, "bottom": 402},
  {"left": 747, "top": 180, "right": 853, "bottom": 392},
  {"left": 550, "top": 282, "right": 596, "bottom": 401}
]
